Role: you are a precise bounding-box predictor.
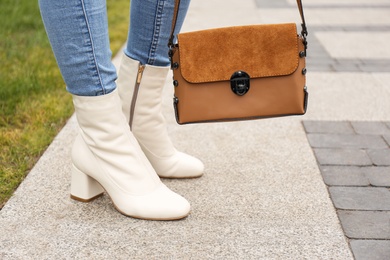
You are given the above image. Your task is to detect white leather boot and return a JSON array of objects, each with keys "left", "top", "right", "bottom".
[
  {"left": 70, "top": 89, "right": 190, "bottom": 220},
  {"left": 117, "top": 55, "right": 204, "bottom": 178}
]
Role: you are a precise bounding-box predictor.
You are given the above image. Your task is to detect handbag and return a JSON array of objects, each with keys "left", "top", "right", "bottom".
[{"left": 168, "top": 0, "right": 309, "bottom": 124}]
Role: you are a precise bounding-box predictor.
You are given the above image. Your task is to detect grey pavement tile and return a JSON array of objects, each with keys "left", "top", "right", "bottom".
[
  {"left": 312, "top": 25, "right": 390, "bottom": 32},
  {"left": 358, "top": 64, "right": 390, "bottom": 72},
  {"left": 319, "top": 166, "right": 370, "bottom": 186},
  {"left": 307, "top": 133, "right": 388, "bottom": 149},
  {"left": 303, "top": 121, "right": 354, "bottom": 134},
  {"left": 383, "top": 135, "right": 390, "bottom": 146},
  {"left": 350, "top": 240, "right": 390, "bottom": 260},
  {"left": 329, "top": 187, "right": 390, "bottom": 210},
  {"left": 351, "top": 121, "right": 390, "bottom": 135},
  {"left": 307, "top": 56, "right": 332, "bottom": 64},
  {"left": 332, "top": 63, "right": 362, "bottom": 72},
  {"left": 367, "top": 149, "right": 390, "bottom": 166},
  {"left": 308, "top": 65, "right": 334, "bottom": 72},
  {"left": 361, "top": 59, "right": 390, "bottom": 66},
  {"left": 308, "top": 56, "right": 330, "bottom": 62},
  {"left": 307, "top": 52, "right": 332, "bottom": 60},
  {"left": 358, "top": 63, "right": 390, "bottom": 73},
  {"left": 306, "top": 49, "right": 327, "bottom": 57},
  {"left": 255, "top": 0, "right": 287, "bottom": 8},
  {"left": 307, "top": 59, "right": 332, "bottom": 70},
  {"left": 307, "top": 64, "right": 333, "bottom": 72},
  {"left": 314, "top": 148, "right": 371, "bottom": 166},
  {"left": 338, "top": 210, "right": 390, "bottom": 239},
  {"left": 364, "top": 166, "right": 390, "bottom": 187}
]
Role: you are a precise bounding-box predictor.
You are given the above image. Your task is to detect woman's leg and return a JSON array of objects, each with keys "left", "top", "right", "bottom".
[
  {"left": 39, "top": 0, "right": 116, "bottom": 96},
  {"left": 125, "top": 0, "right": 190, "bottom": 66},
  {"left": 39, "top": 0, "right": 191, "bottom": 220},
  {"left": 117, "top": 0, "right": 204, "bottom": 178}
]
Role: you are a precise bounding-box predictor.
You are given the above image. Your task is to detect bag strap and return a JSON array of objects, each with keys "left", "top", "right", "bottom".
[
  {"left": 296, "top": 0, "right": 308, "bottom": 51},
  {"left": 168, "top": 0, "right": 308, "bottom": 49},
  {"left": 168, "top": 0, "right": 181, "bottom": 48}
]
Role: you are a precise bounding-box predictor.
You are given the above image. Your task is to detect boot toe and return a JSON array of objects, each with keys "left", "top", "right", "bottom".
[
  {"left": 160, "top": 152, "right": 204, "bottom": 179},
  {"left": 178, "top": 152, "right": 204, "bottom": 178},
  {"left": 118, "top": 184, "right": 191, "bottom": 220}
]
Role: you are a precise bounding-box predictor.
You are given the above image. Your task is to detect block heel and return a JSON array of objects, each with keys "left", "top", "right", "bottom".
[{"left": 70, "top": 164, "right": 104, "bottom": 202}]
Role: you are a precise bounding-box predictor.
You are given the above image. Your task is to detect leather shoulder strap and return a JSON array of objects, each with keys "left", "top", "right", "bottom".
[
  {"left": 168, "top": 0, "right": 181, "bottom": 48},
  {"left": 168, "top": 0, "right": 308, "bottom": 48},
  {"left": 296, "top": 0, "right": 308, "bottom": 37}
]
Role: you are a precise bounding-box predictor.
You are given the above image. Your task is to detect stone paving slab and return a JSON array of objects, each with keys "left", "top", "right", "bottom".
[
  {"left": 329, "top": 186, "right": 390, "bottom": 210},
  {"left": 307, "top": 133, "right": 388, "bottom": 149},
  {"left": 304, "top": 73, "right": 390, "bottom": 121},
  {"left": 368, "top": 149, "right": 390, "bottom": 166},
  {"left": 315, "top": 32, "right": 390, "bottom": 59},
  {"left": 320, "top": 165, "right": 390, "bottom": 187},
  {"left": 366, "top": 167, "right": 390, "bottom": 186},
  {"left": 314, "top": 148, "right": 372, "bottom": 166},
  {"left": 350, "top": 240, "right": 390, "bottom": 260},
  {"left": 320, "top": 166, "right": 370, "bottom": 186},
  {"left": 303, "top": 120, "right": 390, "bottom": 259},
  {"left": 304, "top": 121, "right": 355, "bottom": 134},
  {"left": 351, "top": 122, "right": 390, "bottom": 135},
  {"left": 338, "top": 210, "right": 390, "bottom": 239},
  {"left": 384, "top": 135, "right": 390, "bottom": 145}
]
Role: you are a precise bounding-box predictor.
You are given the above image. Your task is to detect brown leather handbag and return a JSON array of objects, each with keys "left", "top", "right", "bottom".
[{"left": 168, "top": 0, "right": 308, "bottom": 124}]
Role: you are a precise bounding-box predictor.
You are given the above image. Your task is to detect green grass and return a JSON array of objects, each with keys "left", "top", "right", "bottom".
[{"left": 0, "top": 0, "right": 130, "bottom": 208}]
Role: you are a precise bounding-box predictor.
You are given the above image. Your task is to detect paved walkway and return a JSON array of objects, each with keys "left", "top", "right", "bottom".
[
  {"left": 304, "top": 121, "right": 390, "bottom": 259},
  {"left": 1, "top": 0, "right": 390, "bottom": 259}
]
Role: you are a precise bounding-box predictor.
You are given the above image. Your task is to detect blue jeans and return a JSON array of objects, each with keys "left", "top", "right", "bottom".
[{"left": 39, "top": 0, "right": 190, "bottom": 96}]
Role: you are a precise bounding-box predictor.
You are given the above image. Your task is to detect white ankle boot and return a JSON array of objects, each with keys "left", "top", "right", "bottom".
[
  {"left": 70, "top": 90, "right": 190, "bottom": 220},
  {"left": 117, "top": 55, "right": 204, "bottom": 178}
]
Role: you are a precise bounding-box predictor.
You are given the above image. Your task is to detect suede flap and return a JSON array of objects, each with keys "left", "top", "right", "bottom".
[{"left": 177, "top": 23, "right": 299, "bottom": 83}]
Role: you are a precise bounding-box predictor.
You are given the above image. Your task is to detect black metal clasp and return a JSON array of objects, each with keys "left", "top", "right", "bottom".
[{"left": 230, "top": 71, "right": 250, "bottom": 96}]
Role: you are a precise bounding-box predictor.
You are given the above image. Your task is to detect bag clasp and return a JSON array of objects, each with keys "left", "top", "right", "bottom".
[{"left": 230, "top": 71, "right": 250, "bottom": 96}]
